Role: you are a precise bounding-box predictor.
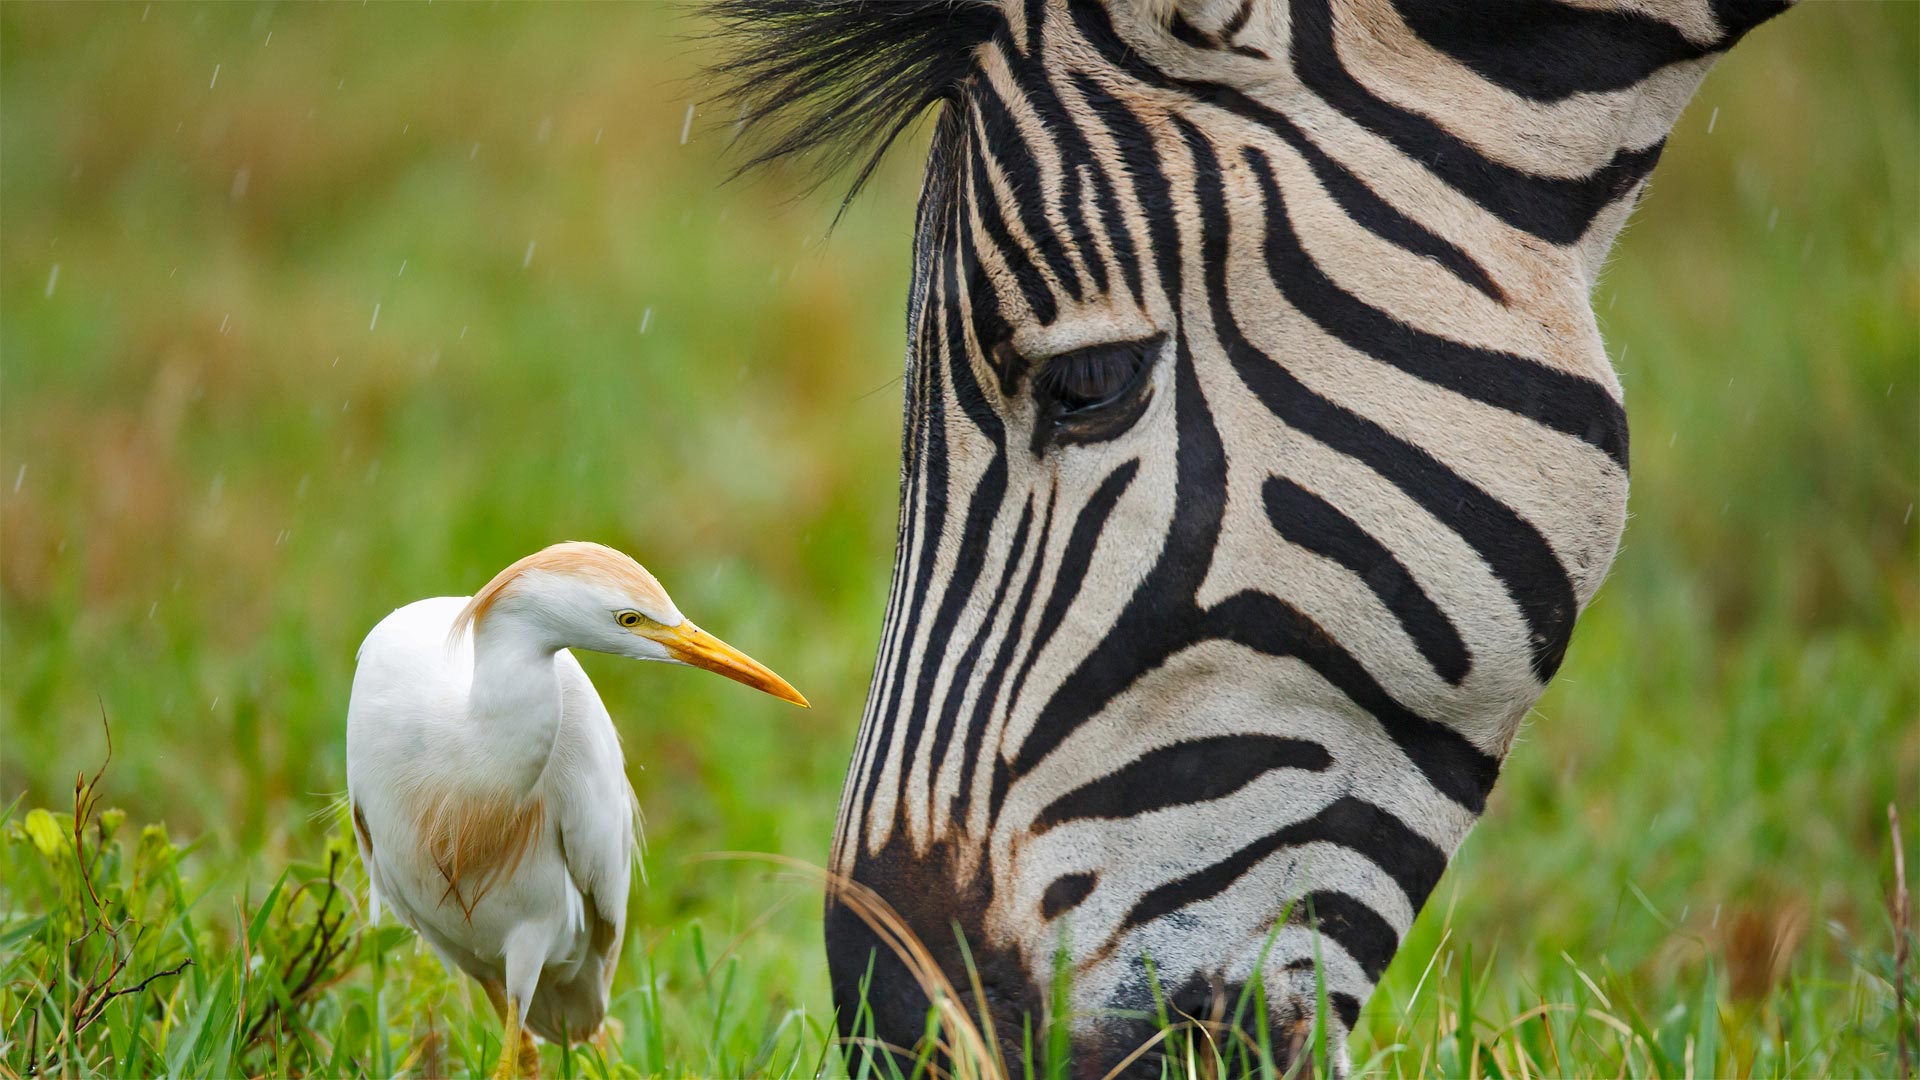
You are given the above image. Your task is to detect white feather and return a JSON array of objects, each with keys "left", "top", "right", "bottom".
[{"left": 344, "top": 543, "right": 800, "bottom": 1047}]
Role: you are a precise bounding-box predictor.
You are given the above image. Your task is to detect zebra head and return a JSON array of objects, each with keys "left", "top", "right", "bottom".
[{"left": 716, "top": 0, "right": 1789, "bottom": 1073}]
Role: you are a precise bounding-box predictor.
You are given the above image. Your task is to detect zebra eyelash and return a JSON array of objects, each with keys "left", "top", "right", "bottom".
[
  {"left": 1033, "top": 337, "right": 1156, "bottom": 412},
  {"left": 1028, "top": 334, "right": 1165, "bottom": 453}
]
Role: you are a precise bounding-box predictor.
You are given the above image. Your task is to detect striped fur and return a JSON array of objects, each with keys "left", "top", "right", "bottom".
[{"left": 715, "top": 0, "right": 1789, "bottom": 1073}]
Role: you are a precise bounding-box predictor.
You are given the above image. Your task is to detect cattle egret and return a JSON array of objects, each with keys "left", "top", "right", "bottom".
[{"left": 345, "top": 541, "right": 808, "bottom": 1077}]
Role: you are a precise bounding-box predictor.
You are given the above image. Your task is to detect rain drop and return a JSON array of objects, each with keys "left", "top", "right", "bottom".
[
  {"left": 12, "top": 465, "right": 24, "bottom": 493},
  {"left": 680, "top": 103, "right": 695, "bottom": 145},
  {"left": 44, "top": 263, "right": 58, "bottom": 298},
  {"left": 370, "top": 302, "right": 381, "bottom": 330},
  {"left": 210, "top": 63, "right": 220, "bottom": 89},
  {"left": 523, "top": 240, "right": 536, "bottom": 268}
]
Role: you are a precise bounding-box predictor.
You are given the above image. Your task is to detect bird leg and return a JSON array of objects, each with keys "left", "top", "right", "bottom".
[{"left": 492, "top": 998, "right": 524, "bottom": 1080}]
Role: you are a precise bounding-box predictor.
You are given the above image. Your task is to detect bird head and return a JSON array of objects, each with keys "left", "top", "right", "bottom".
[{"left": 452, "top": 541, "right": 809, "bottom": 707}]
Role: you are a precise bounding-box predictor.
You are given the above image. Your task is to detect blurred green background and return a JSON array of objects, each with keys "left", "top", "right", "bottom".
[{"left": 1, "top": 1, "right": 1914, "bottom": 1074}]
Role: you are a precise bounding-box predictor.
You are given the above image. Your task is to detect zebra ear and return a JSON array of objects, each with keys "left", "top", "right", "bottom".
[{"left": 704, "top": 0, "right": 1002, "bottom": 217}]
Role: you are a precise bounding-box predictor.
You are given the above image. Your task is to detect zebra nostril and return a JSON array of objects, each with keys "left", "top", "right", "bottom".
[{"left": 1041, "top": 872, "right": 1098, "bottom": 919}]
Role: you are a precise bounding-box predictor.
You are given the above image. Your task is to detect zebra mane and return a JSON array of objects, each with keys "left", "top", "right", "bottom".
[{"left": 707, "top": 0, "right": 1002, "bottom": 211}]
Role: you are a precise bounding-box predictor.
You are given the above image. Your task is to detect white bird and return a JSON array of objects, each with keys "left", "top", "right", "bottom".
[{"left": 345, "top": 541, "right": 807, "bottom": 1077}]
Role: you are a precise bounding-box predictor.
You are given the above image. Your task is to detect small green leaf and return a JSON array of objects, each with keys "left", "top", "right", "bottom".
[{"left": 23, "top": 807, "right": 64, "bottom": 858}]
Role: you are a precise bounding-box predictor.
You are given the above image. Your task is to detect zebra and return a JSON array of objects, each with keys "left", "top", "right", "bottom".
[{"left": 714, "top": 0, "right": 1791, "bottom": 1073}]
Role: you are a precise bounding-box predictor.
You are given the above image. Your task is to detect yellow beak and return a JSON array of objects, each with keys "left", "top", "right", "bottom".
[{"left": 650, "top": 620, "right": 810, "bottom": 708}]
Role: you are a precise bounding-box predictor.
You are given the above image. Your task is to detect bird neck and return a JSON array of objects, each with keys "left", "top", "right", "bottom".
[{"left": 465, "top": 614, "right": 566, "bottom": 795}]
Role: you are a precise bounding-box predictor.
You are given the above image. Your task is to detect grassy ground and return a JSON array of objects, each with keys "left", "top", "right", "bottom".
[{"left": 1, "top": 3, "right": 1914, "bottom": 1077}]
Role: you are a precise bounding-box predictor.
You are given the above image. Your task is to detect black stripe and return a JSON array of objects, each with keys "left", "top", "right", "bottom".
[
  {"left": 1063, "top": 159, "right": 1114, "bottom": 298},
  {"left": 1246, "top": 150, "right": 1628, "bottom": 469},
  {"left": 1169, "top": 10, "right": 1213, "bottom": 50},
  {"left": 1066, "top": 0, "right": 1506, "bottom": 303},
  {"left": 850, "top": 138, "right": 960, "bottom": 816},
  {"left": 972, "top": 77, "right": 1084, "bottom": 304},
  {"left": 1221, "top": 0, "right": 1254, "bottom": 40},
  {"left": 1071, "top": 66, "right": 1185, "bottom": 305},
  {"left": 1393, "top": 0, "right": 1716, "bottom": 103},
  {"left": 888, "top": 227, "right": 1012, "bottom": 829},
  {"left": 1289, "top": 0, "right": 1665, "bottom": 245},
  {"left": 1300, "top": 891, "right": 1398, "bottom": 981},
  {"left": 965, "top": 102, "right": 1060, "bottom": 326},
  {"left": 1181, "top": 118, "right": 1502, "bottom": 805},
  {"left": 951, "top": 494, "right": 1054, "bottom": 824},
  {"left": 1203, "top": 591, "right": 1499, "bottom": 810},
  {"left": 1230, "top": 148, "right": 1582, "bottom": 683},
  {"left": 1263, "top": 476, "right": 1471, "bottom": 686},
  {"left": 1085, "top": 159, "right": 1144, "bottom": 305},
  {"left": 1004, "top": 460, "right": 1138, "bottom": 719},
  {"left": 1010, "top": 88, "right": 1502, "bottom": 817},
  {"left": 1127, "top": 842, "right": 1410, "bottom": 983},
  {"left": 1034, "top": 735, "right": 1333, "bottom": 833},
  {"left": 1008, "top": 81, "right": 1220, "bottom": 788},
  {"left": 1279, "top": 968, "right": 1361, "bottom": 1029},
  {"left": 1710, "top": 0, "right": 1792, "bottom": 43},
  {"left": 1021, "top": 49, "right": 1136, "bottom": 299},
  {"left": 998, "top": 39, "right": 1117, "bottom": 299},
  {"left": 852, "top": 220, "right": 958, "bottom": 837},
  {"left": 927, "top": 497, "right": 1033, "bottom": 817}
]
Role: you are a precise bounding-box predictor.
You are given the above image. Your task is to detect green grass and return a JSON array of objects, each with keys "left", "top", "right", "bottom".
[{"left": 1, "top": 2, "right": 1914, "bottom": 1077}]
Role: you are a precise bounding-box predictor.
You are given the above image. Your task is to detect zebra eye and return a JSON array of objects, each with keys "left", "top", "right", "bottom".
[
  {"left": 1034, "top": 338, "right": 1155, "bottom": 414},
  {"left": 1028, "top": 334, "right": 1164, "bottom": 454}
]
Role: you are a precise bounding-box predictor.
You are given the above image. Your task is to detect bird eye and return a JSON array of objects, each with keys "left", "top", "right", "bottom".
[{"left": 616, "top": 611, "right": 643, "bottom": 628}]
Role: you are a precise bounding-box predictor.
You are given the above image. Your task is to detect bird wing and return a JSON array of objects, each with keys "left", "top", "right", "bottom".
[
  {"left": 346, "top": 597, "right": 476, "bottom": 933},
  {"left": 551, "top": 651, "right": 639, "bottom": 975}
]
